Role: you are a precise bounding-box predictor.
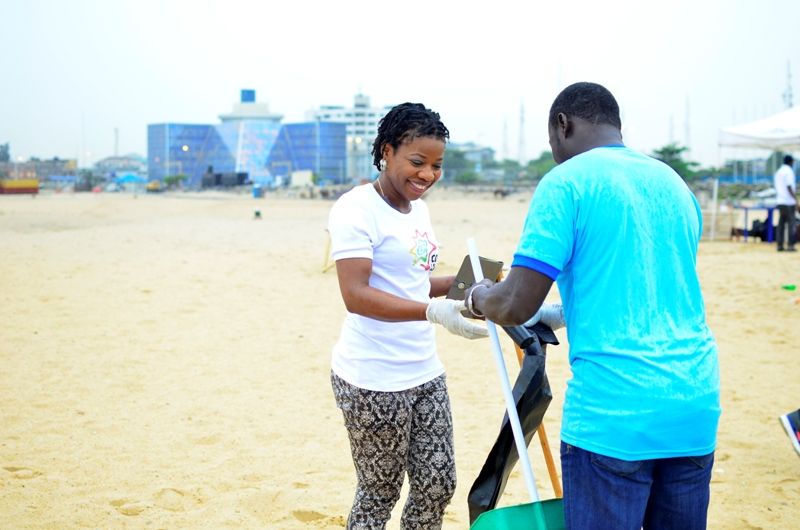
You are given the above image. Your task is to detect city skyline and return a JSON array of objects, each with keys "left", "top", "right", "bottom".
[{"left": 2, "top": 0, "right": 799, "bottom": 169}]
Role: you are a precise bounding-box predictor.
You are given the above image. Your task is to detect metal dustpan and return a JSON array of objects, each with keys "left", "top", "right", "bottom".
[{"left": 466, "top": 239, "right": 565, "bottom": 530}]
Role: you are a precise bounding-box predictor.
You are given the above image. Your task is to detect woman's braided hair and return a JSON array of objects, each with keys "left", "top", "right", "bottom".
[{"left": 371, "top": 102, "right": 449, "bottom": 171}]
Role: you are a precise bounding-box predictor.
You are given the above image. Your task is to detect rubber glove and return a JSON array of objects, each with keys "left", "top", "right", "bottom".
[
  {"left": 426, "top": 299, "right": 489, "bottom": 340},
  {"left": 524, "top": 303, "right": 565, "bottom": 331}
]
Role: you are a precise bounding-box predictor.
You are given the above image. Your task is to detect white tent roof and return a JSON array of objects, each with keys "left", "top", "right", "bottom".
[{"left": 719, "top": 106, "right": 800, "bottom": 151}]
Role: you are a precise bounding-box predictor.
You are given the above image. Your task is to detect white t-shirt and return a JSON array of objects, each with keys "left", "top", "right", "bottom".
[
  {"left": 774, "top": 164, "right": 797, "bottom": 205},
  {"left": 327, "top": 183, "right": 444, "bottom": 391}
]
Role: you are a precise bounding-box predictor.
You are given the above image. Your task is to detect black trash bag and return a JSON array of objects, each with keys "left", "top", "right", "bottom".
[{"left": 467, "top": 322, "right": 559, "bottom": 525}]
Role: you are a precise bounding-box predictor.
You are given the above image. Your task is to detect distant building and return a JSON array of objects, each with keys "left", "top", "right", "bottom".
[
  {"left": 219, "top": 89, "right": 283, "bottom": 123},
  {"left": 450, "top": 142, "right": 496, "bottom": 169},
  {"left": 306, "top": 94, "right": 392, "bottom": 181},
  {"left": 94, "top": 154, "right": 147, "bottom": 179},
  {"left": 0, "top": 157, "right": 77, "bottom": 180},
  {"left": 148, "top": 90, "right": 346, "bottom": 187}
]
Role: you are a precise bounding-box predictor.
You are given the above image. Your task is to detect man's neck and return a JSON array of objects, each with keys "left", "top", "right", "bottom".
[{"left": 574, "top": 126, "right": 624, "bottom": 155}]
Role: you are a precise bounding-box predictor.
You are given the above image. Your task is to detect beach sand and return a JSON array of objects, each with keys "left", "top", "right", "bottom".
[{"left": 0, "top": 191, "right": 797, "bottom": 529}]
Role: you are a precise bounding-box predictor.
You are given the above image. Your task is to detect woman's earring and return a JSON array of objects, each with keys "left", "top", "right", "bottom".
[{"left": 379, "top": 159, "right": 387, "bottom": 172}]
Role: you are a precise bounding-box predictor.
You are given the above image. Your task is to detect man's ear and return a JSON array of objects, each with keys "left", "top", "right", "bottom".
[{"left": 557, "top": 112, "right": 573, "bottom": 138}]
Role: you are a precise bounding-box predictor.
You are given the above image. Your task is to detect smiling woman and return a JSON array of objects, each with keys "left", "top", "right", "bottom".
[
  {"left": 326, "top": 102, "right": 487, "bottom": 529},
  {"left": 371, "top": 104, "right": 448, "bottom": 213},
  {"left": 375, "top": 136, "right": 445, "bottom": 210}
]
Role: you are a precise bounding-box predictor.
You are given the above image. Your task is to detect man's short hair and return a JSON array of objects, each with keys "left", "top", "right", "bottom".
[
  {"left": 549, "top": 82, "right": 622, "bottom": 129},
  {"left": 784, "top": 155, "right": 794, "bottom": 165}
]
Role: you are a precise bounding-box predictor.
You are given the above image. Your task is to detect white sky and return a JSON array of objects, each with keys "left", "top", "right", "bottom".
[{"left": 2, "top": 0, "right": 799, "bottom": 168}]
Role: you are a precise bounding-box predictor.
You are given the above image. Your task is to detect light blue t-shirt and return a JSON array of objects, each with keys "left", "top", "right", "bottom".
[{"left": 513, "top": 146, "right": 720, "bottom": 460}]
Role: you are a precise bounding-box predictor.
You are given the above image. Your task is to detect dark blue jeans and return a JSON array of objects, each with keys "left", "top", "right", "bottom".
[{"left": 561, "top": 442, "right": 714, "bottom": 530}]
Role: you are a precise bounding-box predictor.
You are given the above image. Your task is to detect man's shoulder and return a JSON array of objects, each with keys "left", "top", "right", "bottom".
[
  {"left": 546, "top": 146, "right": 659, "bottom": 182},
  {"left": 565, "top": 146, "right": 650, "bottom": 168}
]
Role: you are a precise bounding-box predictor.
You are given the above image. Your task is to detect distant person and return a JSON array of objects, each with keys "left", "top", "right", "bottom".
[
  {"left": 466, "top": 82, "right": 720, "bottom": 529},
  {"left": 774, "top": 154, "right": 797, "bottom": 251},
  {"left": 327, "top": 102, "right": 486, "bottom": 529}
]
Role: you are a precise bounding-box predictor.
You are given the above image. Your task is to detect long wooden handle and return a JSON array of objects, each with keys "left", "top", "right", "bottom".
[
  {"left": 513, "top": 341, "right": 563, "bottom": 498},
  {"left": 489, "top": 268, "right": 562, "bottom": 498}
]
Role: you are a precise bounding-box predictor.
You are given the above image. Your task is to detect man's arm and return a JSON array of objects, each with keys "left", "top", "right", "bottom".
[{"left": 469, "top": 266, "right": 554, "bottom": 326}]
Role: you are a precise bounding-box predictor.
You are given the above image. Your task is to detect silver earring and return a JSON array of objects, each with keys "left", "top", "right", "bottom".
[{"left": 379, "top": 159, "right": 387, "bottom": 172}]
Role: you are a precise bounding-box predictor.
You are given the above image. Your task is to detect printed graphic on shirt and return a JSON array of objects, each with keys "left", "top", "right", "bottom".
[{"left": 410, "top": 230, "right": 438, "bottom": 271}]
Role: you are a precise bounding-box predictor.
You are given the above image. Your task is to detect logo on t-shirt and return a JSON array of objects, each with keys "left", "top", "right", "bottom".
[{"left": 410, "top": 230, "right": 438, "bottom": 271}]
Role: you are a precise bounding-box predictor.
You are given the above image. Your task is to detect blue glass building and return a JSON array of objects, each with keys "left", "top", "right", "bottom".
[
  {"left": 266, "top": 122, "right": 347, "bottom": 185},
  {"left": 148, "top": 91, "right": 347, "bottom": 187}
]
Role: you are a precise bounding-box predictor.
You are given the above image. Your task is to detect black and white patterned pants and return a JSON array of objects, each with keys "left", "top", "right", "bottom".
[{"left": 331, "top": 371, "right": 457, "bottom": 530}]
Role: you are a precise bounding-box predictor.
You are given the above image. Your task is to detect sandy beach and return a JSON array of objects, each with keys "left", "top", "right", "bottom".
[{"left": 1, "top": 190, "right": 798, "bottom": 529}]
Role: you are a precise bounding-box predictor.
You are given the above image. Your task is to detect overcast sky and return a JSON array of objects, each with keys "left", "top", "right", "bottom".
[{"left": 2, "top": 0, "right": 799, "bottom": 168}]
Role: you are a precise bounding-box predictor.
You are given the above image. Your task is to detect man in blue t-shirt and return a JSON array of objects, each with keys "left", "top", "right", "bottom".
[{"left": 467, "top": 82, "right": 720, "bottom": 530}]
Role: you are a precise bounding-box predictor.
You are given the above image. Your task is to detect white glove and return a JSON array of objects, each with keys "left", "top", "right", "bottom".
[
  {"left": 426, "top": 299, "right": 489, "bottom": 340},
  {"left": 524, "top": 303, "right": 565, "bottom": 331}
]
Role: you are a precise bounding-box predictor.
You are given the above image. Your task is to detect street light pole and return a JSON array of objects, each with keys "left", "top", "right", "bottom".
[
  {"left": 316, "top": 118, "right": 321, "bottom": 180},
  {"left": 181, "top": 144, "right": 189, "bottom": 185}
]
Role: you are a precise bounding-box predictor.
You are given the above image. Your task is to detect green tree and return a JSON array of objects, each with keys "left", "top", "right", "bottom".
[
  {"left": 651, "top": 143, "right": 700, "bottom": 181},
  {"left": 443, "top": 148, "right": 474, "bottom": 182},
  {"left": 76, "top": 170, "right": 104, "bottom": 191},
  {"left": 693, "top": 164, "right": 726, "bottom": 179},
  {"left": 525, "top": 151, "right": 557, "bottom": 180},
  {"left": 164, "top": 174, "right": 187, "bottom": 189},
  {"left": 765, "top": 151, "right": 791, "bottom": 175},
  {"left": 483, "top": 158, "right": 523, "bottom": 182},
  {"left": 454, "top": 171, "right": 479, "bottom": 185}
]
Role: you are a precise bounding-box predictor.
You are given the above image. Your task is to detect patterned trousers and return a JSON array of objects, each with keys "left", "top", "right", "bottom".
[{"left": 331, "top": 372, "right": 457, "bottom": 530}]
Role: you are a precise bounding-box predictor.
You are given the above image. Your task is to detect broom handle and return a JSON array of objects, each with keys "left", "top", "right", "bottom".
[{"left": 467, "top": 239, "right": 543, "bottom": 512}]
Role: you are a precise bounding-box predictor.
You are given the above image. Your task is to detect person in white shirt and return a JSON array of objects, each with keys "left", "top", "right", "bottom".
[
  {"left": 774, "top": 154, "right": 797, "bottom": 251},
  {"left": 327, "top": 102, "right": 486, "bottom": 529}
]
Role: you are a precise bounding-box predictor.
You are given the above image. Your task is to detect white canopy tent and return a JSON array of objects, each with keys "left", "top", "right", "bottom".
[
  {"left": 718, "top": 106, "right": 800, "bottom": 151},
  {"left": 708, "top": 106, "right": 800, "bottom": 241}
]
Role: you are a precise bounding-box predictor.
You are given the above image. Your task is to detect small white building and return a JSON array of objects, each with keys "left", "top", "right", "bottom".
[{"left": 307, "top": 94, "right": 392, "bottom": 181}]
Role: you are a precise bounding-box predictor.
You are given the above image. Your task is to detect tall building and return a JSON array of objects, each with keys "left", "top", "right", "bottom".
[
  {"left": 148, "top": 90, "right": 346, "bottom": 187},
  {"left": 306, "top": 94, "right": 392, "bottom": 181}
]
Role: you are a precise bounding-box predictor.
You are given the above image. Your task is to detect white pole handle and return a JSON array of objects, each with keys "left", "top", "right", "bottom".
[{"left": 467, "top": 238, "right": 540, "bottom": 504}]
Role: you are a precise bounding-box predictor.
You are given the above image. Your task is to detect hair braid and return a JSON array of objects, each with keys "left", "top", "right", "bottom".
[{"left": 371, "top": 103, "right": 449, "bottom": 171}]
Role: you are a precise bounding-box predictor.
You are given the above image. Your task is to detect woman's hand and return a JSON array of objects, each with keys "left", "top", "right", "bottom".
[
  {"left": 524, "top": 303, "right": 566, "bottom": 331},
  {"left": 426, "top": 299, "right": 488, "bottom": 339}
]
